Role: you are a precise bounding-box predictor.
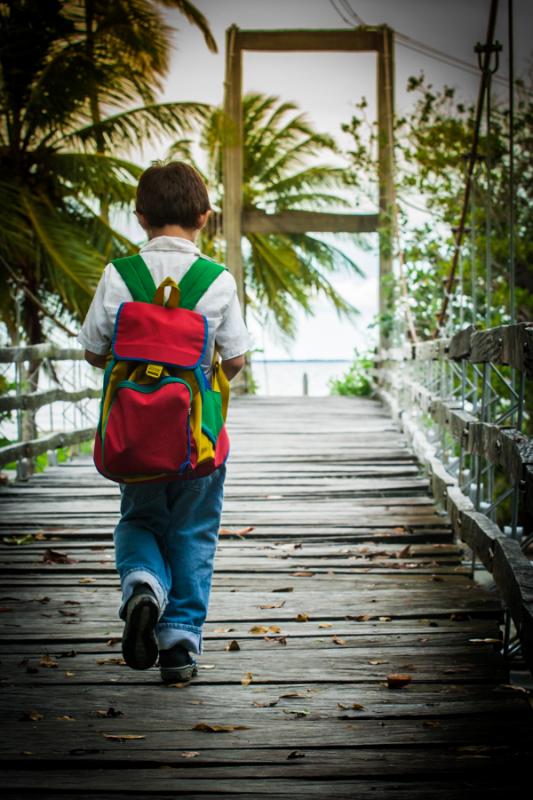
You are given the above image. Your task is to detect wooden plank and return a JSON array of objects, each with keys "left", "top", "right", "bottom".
[
  {"left": 242, "top": 209, "right": 379, "bottom": 233},
  {"left": 236, "top": 27, "right": 383, "bottom": 52}
]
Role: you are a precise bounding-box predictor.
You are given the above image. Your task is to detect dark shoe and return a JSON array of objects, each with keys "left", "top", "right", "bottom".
[
  {"left": 121, "top": 582, "right": 159, "bottom": 670},
  {"left": 158, "top": 642, "right": 198, "bottom": 683}
]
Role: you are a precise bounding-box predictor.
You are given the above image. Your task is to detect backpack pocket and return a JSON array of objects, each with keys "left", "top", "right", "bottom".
[
  {"left": 101, "top": 377, "right": 192, "bottom": 477},
  {"left": 201, "top": 388, "right": 225, "bottom": 445}
]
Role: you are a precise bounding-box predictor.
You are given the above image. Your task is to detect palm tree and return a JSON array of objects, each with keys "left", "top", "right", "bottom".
[
  {"left": 0, "top": 0, "right": 215, "bottom": 347},
  {"left": 76, "top": 0, "right": 218, "bottom": 220},
  {"left": 189, "top": 92, "right": 367, "bottom": 342}
]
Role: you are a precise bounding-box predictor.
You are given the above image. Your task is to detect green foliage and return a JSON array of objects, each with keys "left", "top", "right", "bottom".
[
  {"left": 328, "top": 349, "right": 375, "bottom": 397},
  {"left": 341, "top": 74, "right": 533, "bottom": 338},
  {"left": 0, "top": 0, "right": 215, "bottom": 345}
]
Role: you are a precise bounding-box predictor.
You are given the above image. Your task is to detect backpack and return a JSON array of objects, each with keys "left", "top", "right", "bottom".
[{"left": 93, "top": 253, "right": 231, "bottom": 484}]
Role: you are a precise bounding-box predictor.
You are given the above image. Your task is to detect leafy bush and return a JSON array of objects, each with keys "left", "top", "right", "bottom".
[{"left": 328, "top": 349, "right": 376, "bottom": 397}]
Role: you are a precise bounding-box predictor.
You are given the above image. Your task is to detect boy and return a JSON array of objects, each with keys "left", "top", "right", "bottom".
[{"left": 77, "top": 161, "right": 251, "bottom": 683}]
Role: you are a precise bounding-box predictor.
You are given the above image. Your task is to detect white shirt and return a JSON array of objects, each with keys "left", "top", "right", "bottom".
[{"left": 77, "top": 236, "right": 252, "bottom": 381}]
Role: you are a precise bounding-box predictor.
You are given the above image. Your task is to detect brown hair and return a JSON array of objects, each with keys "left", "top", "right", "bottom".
[{"left": 136, "top": 161, "right": 211, "bottom": 229}]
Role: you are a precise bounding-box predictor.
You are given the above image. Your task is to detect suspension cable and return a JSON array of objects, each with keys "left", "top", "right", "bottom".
[
  {"left": 508, "top": 0, "right": 516, "bottom": 324},
  {"left": 431, "top": 0, "right": 500, "bottom": 339}
]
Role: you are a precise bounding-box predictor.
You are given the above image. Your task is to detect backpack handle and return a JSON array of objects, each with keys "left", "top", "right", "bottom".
[{"left": 153, "top": 277, "right": 181, "bottom": 308}]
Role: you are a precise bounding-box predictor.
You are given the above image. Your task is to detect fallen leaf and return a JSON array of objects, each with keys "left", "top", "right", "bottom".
[
  {"left": 64, "top": 671, "right": 76, "bottom": 678},
  {"left": 249, "top": 624, "right": 280, "bottom": 634},
  {"left": 192, "top": 722, "right": 250, "bottom": 732},
  {"left": 218, "top": 526, "right": 254, "bottom": 536},
  {"left": 78, "top": 577, "right": 97, "bottom": 584},
  {"left": 213, "top": 626, "right": 235, "bottom": 633},
  {"left": 58, "top": 649, "right": 77, "bottom": 658},
  {"left": 58, "top": 609, "right": 78, "bottom": 617},
  {"left": 287, "top": 751, "right": 305, "bottom": 759},
  {"left": 166, "top": 682, "right": 189, "bottom": 688},
  {"left": 42, "top": 548, "right": 78, "bottom": 565},
  {"left": 332, "top": 635, "right": 347, "bottom": 646},
  {"left": 396, "top": 545, "right": 411, "bottom": 557},
  {"left": 103, "top": 734, "right": 145, "bottom": 741},
  {"left": 56, "top": 714, "right": 76, "bottom": 721},
  {"left": 282, "top": 708, "right": 310, "bottom": 717},
  {"left": 265, "top": 635, "right": 287, "bottom": 645},
  {"left": 180, "top": 751, "right": 200, "bottom": 758},
  {"left": 96, "top": 707, "right": 123, "bottom": 718},
  {"left": 368, "top": 659, "right": 388, "bottom": 665},
  {"left": 39, "top": 654, "right": 58, "bottom": 669},
  {"left": 295, "top": 613, "right": 309, "bottom": 622},
  {"left": 422, "top": 720, "right": 441, "bottom": 728},
  {"left": 20, "top": 710, "right": 43, "bottom": 721},
  {"left": 290, "top": 571, "right": 315, "bottom": 577},
  {"left": 225, "top": 640, "right": 240, "bottom": 651},
  {"left": 96, "top": 657, "right": 126, "bottom": 665},
  {"left": 318, "top": 622, "right": 333, "bottom": 628},
  {"left": 271, "top": 587, "right": 293, "bottom": 592},
  {"left": 337, "top": 702, "right": 365, "bottom": 710},
  {"left": 258, "top": 600, "right": 286, "bottom": 609},
  {"left": 106, "top": 638, "right": 120, "bottom": 647},
  {"left": 241, "top": 671, "right": 254, "bottom": 687},
  {"left": 387, "top": 673, "right": 412, "bottom": 689}
]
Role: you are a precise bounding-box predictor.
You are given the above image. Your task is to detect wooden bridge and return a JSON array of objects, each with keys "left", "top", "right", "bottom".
[
  {"left": 1, "top": 4, "right": 533, "bottom": 795},
  {"left": 1, "top": 392, "right": 532, "bottom": 798}
]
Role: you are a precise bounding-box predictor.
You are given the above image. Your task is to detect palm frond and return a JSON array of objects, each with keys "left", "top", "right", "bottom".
[
  {"left": 63, "top": 101, "right": 211, "bottom": 152},
  {"left": 46, "top": 152, "right": 142, "bottom": 206},
  {"left": 21, "top": 190, "right": 106, "bottom": 311},
  {"left": 156, "top": 0, "right": 218, "bottom": 52}
]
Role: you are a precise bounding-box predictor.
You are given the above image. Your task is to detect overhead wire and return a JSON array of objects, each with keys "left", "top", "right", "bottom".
[{"left": 329, "top": 0, "right": 516, "bottom": 92}]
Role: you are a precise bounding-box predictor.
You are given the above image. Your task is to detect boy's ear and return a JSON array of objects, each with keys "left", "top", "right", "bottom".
[
  {"left": 197, "top": 209, "right": 211, "bottom": 230},
  {"left": 135, "top": 209, "right": 148, "bottom": 230}
]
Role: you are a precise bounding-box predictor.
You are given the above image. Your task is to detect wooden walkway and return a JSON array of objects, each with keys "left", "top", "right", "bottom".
[{"left": 0, "top": 395, "right": 531, "bottom": 798}]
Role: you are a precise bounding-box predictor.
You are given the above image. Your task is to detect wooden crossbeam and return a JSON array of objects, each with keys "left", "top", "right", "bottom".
[
  {"left": 208, "top": 209, "right": 379, "bottom": 235},
  {"left": 244, "top": 209, "right": 378, "bottom": 234},
  {"left": 236, "top": 28, "right": 383, "bottom": 52}
]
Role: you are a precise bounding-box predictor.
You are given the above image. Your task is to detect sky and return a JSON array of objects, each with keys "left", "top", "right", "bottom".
[{"left": 122, "top": 0, "right": 533, "bottom": 362}]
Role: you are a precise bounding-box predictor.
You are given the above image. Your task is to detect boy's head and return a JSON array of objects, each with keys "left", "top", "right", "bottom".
[{"left": 135, "top": 161, "right": 211, "bottom": 234}]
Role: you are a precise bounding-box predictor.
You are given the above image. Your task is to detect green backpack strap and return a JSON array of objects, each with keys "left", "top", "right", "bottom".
[
  {"left": 112, "top": 253, "right": 226, "bottom": 308},
  {"left": 178, "top": 257, "right": 227, "bottom": 310},
  {"left": 111, "top": 254, "right": 157, "bottom": 303}
]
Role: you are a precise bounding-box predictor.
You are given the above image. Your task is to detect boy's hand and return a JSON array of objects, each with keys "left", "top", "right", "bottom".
[
  {"left": 220, "top": 354, "right": 245, "bottom": 381},
  {"left": 84, "top": 349, "right": 109, "bottom": 369}
]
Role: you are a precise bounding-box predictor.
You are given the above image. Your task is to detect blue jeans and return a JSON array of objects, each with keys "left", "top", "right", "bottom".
[{"left": 113, "top": 463, "right": 226, "bottom": 655}]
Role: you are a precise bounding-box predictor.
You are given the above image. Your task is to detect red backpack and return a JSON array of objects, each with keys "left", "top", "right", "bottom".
[{"left": 93, "top": 253, "right": 231, "bottom": 484}]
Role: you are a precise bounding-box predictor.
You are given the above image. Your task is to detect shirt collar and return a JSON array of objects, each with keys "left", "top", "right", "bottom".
[{"left": 139, "top": 235, "right": 201, "bottom": 255}]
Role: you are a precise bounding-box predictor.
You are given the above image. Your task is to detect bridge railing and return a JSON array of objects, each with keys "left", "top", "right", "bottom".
[
  {"left": 372, "top": 321, "right": 533, "bottom": 674},
  {"left": 0, "top": 344, "right": 99, "bottom": 479}
]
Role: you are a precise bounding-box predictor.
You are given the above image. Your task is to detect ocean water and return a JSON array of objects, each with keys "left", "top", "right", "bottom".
[{"left": 250, "top": 359, "right": 352, "bottom": 396}]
